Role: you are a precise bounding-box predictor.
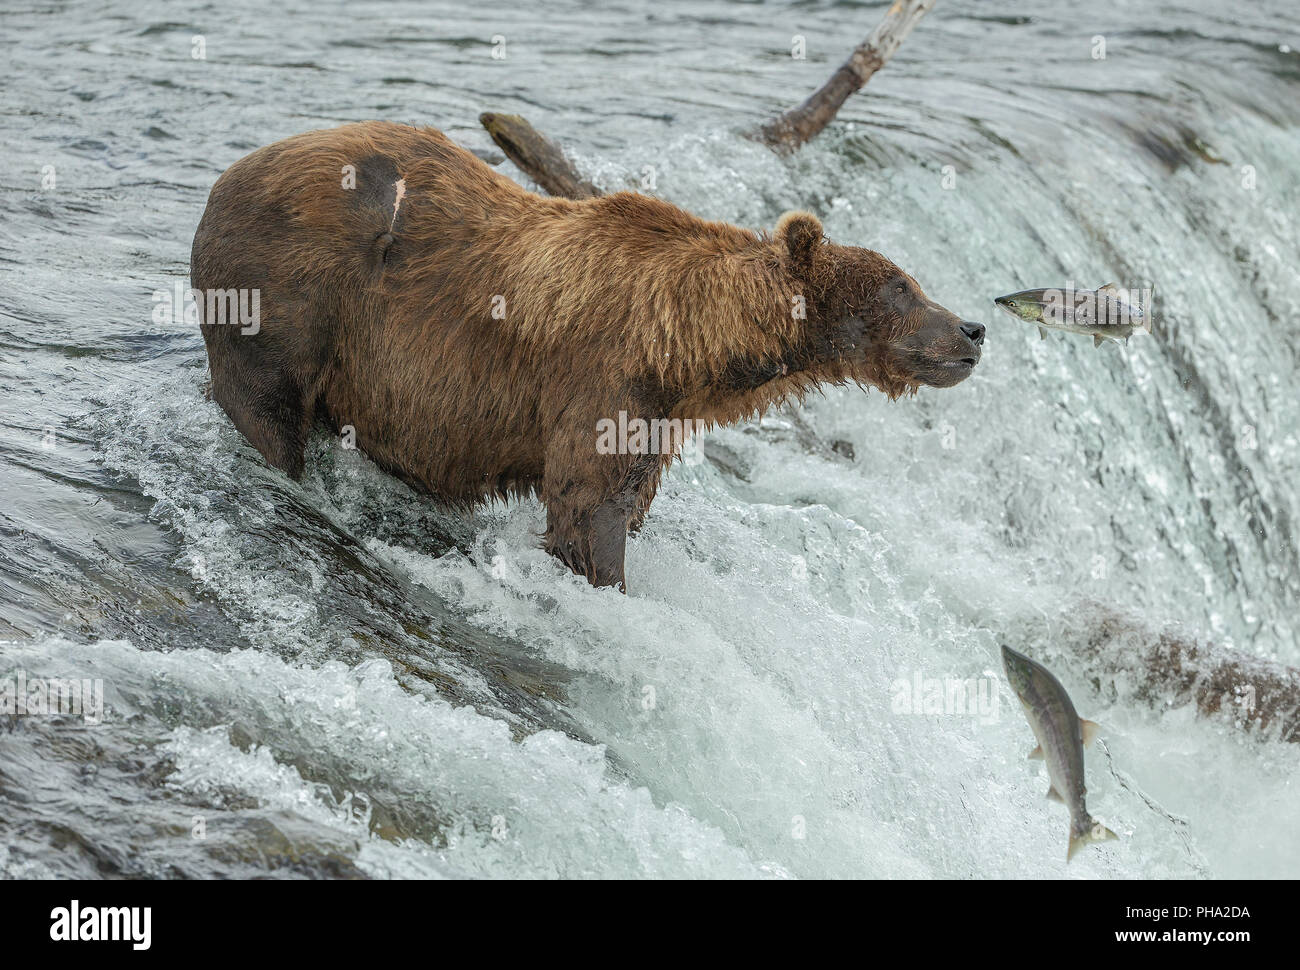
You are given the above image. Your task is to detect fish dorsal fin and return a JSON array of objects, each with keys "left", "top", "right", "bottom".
[
  {"left": 1097, "top": 282, "right": 1120, "bottom": 294},
  {"left": 1080, "top": 719, "right": 1100, "bottom": 747},
  {"left": 1028, "top": 744, "right": 1044, "bottom": 760},
  {"left": 1094, "top": 334, "right": 1104, "bottom": 348},
  {"left": 1046, "top": 785, "right": 1064, "bottom": 803},
  {"left": 1038, "top": 327, "right": 1048, "bottom": 340}
]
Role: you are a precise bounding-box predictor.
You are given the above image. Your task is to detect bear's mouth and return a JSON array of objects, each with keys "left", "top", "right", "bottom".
[
  {"left": 907, "top": 351, "right": 978, "bottom": 388},
  {"left": 929, "top": 355, "right": 978, "bottom": 375}
]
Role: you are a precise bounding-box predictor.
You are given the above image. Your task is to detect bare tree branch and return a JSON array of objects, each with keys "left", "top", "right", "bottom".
[
  {"left": 756, "top": 0, "right": 937, "bottom": 155},
  {"left": 479, "top": 112, "right": 601, "bottom": 199},
  {"left": 1061, "top": 603, "right": 1300, "bottom": 742},
  {"left": 478, "top": 1, "right": 936, "bottom": 182}
]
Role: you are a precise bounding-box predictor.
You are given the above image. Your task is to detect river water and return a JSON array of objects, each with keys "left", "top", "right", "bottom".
[{"left": 1, "top": 0, "right": 1298, "bottom": 878}]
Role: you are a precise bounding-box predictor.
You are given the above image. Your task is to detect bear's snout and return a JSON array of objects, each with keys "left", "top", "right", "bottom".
[{"left": 960, "top": 322, "right": 985, "bottom": 346}]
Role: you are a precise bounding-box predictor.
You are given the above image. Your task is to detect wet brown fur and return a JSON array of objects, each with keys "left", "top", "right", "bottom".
[{"left": 193, "top": 122, "right": 981, "bottom": 590}]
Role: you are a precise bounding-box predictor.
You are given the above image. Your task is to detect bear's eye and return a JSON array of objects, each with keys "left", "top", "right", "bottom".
[{"left": 895, "top": 283, "right": 906, "bottom": 294}]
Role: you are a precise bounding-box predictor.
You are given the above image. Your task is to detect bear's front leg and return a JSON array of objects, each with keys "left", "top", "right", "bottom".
[
  {"left": 545, "top": 497, "right": 635, "bottom": 590},
  {"left": 543, "top": 416, "right": 661, "bottom": 590},
  {"left": 625, "top": 464, "right": 664, "bottom": 537}
]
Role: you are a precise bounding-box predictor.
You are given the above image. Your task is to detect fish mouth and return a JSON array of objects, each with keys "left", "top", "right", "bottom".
[
  {"left": 993, "top": 292, "right": 1050, "bottom": 324},
  {"left": 992, "top": 297, "right": 1032, "bottom": 320}
]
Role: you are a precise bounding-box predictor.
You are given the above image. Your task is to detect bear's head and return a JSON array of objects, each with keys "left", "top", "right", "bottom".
[{"left": 775, "top": 211, "right": 985, "bottom": 397}]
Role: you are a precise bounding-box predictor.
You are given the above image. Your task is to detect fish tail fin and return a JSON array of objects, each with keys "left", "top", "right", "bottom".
[{"left": 1067, "top": 818, "right": 1119, "bottom": 861}]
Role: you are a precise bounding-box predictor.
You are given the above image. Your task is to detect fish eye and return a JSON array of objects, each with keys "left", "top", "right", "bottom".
[{"left": 1005, "top": 300, "right": 1016, "bottom": 308}]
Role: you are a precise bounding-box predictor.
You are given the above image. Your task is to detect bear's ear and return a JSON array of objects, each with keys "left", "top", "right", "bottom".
[{"left": 775, "top": 210, "right": 823, "bottom": 274}]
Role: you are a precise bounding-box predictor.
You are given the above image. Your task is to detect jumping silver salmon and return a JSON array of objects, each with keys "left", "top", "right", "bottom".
[
  {"left": 993, "top": 283, "right": 1150, "bottom": 347},
  {"left": 1001, "top": 644, "right": 1119, "bottom": 861}
]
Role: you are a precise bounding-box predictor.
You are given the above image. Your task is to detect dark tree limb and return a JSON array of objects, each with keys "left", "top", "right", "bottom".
[
  {"left": 478, "top": 112, "right": 601, "bottom": 199},
  {"left": 478, "top": 1, "right": 937, "bottom": 186},
  {"left": 756, "top": 0, "right": 937, "bottom": 155},
  {"left": 1060, "top": 603, "right": 1300, "bottom": 743}
]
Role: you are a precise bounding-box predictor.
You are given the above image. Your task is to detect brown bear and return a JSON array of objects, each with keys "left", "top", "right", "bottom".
[{"left": 192, "top": 122, "right": 984, "bottom": 591}]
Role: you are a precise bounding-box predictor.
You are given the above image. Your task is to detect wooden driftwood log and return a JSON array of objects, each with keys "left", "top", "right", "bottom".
[
  {"left": 479, "top": 112, "right": 600, "bottom": 199},
  {"left": 756, "top": 0, "right": 937, "bottom": 154},
  {"left": 479, "top": 2, "right": 937, "bottom": 186},
  {"left": 1061, "top": 604, "right": 1300, "bottom": 743}
]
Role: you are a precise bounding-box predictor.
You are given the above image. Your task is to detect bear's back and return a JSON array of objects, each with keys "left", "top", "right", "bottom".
[{"left": 195, "top": 123, "right": 531, "bottom": 286}]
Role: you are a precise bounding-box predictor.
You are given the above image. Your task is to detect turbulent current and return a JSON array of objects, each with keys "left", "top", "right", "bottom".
[{"left": 1, "top": 0, "right": 1298, "bottom": 878}]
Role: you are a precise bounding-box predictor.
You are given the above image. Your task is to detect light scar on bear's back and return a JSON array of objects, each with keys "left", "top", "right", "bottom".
[{"left": 389, "top": 178, "right": 405, "bottom": 230}]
